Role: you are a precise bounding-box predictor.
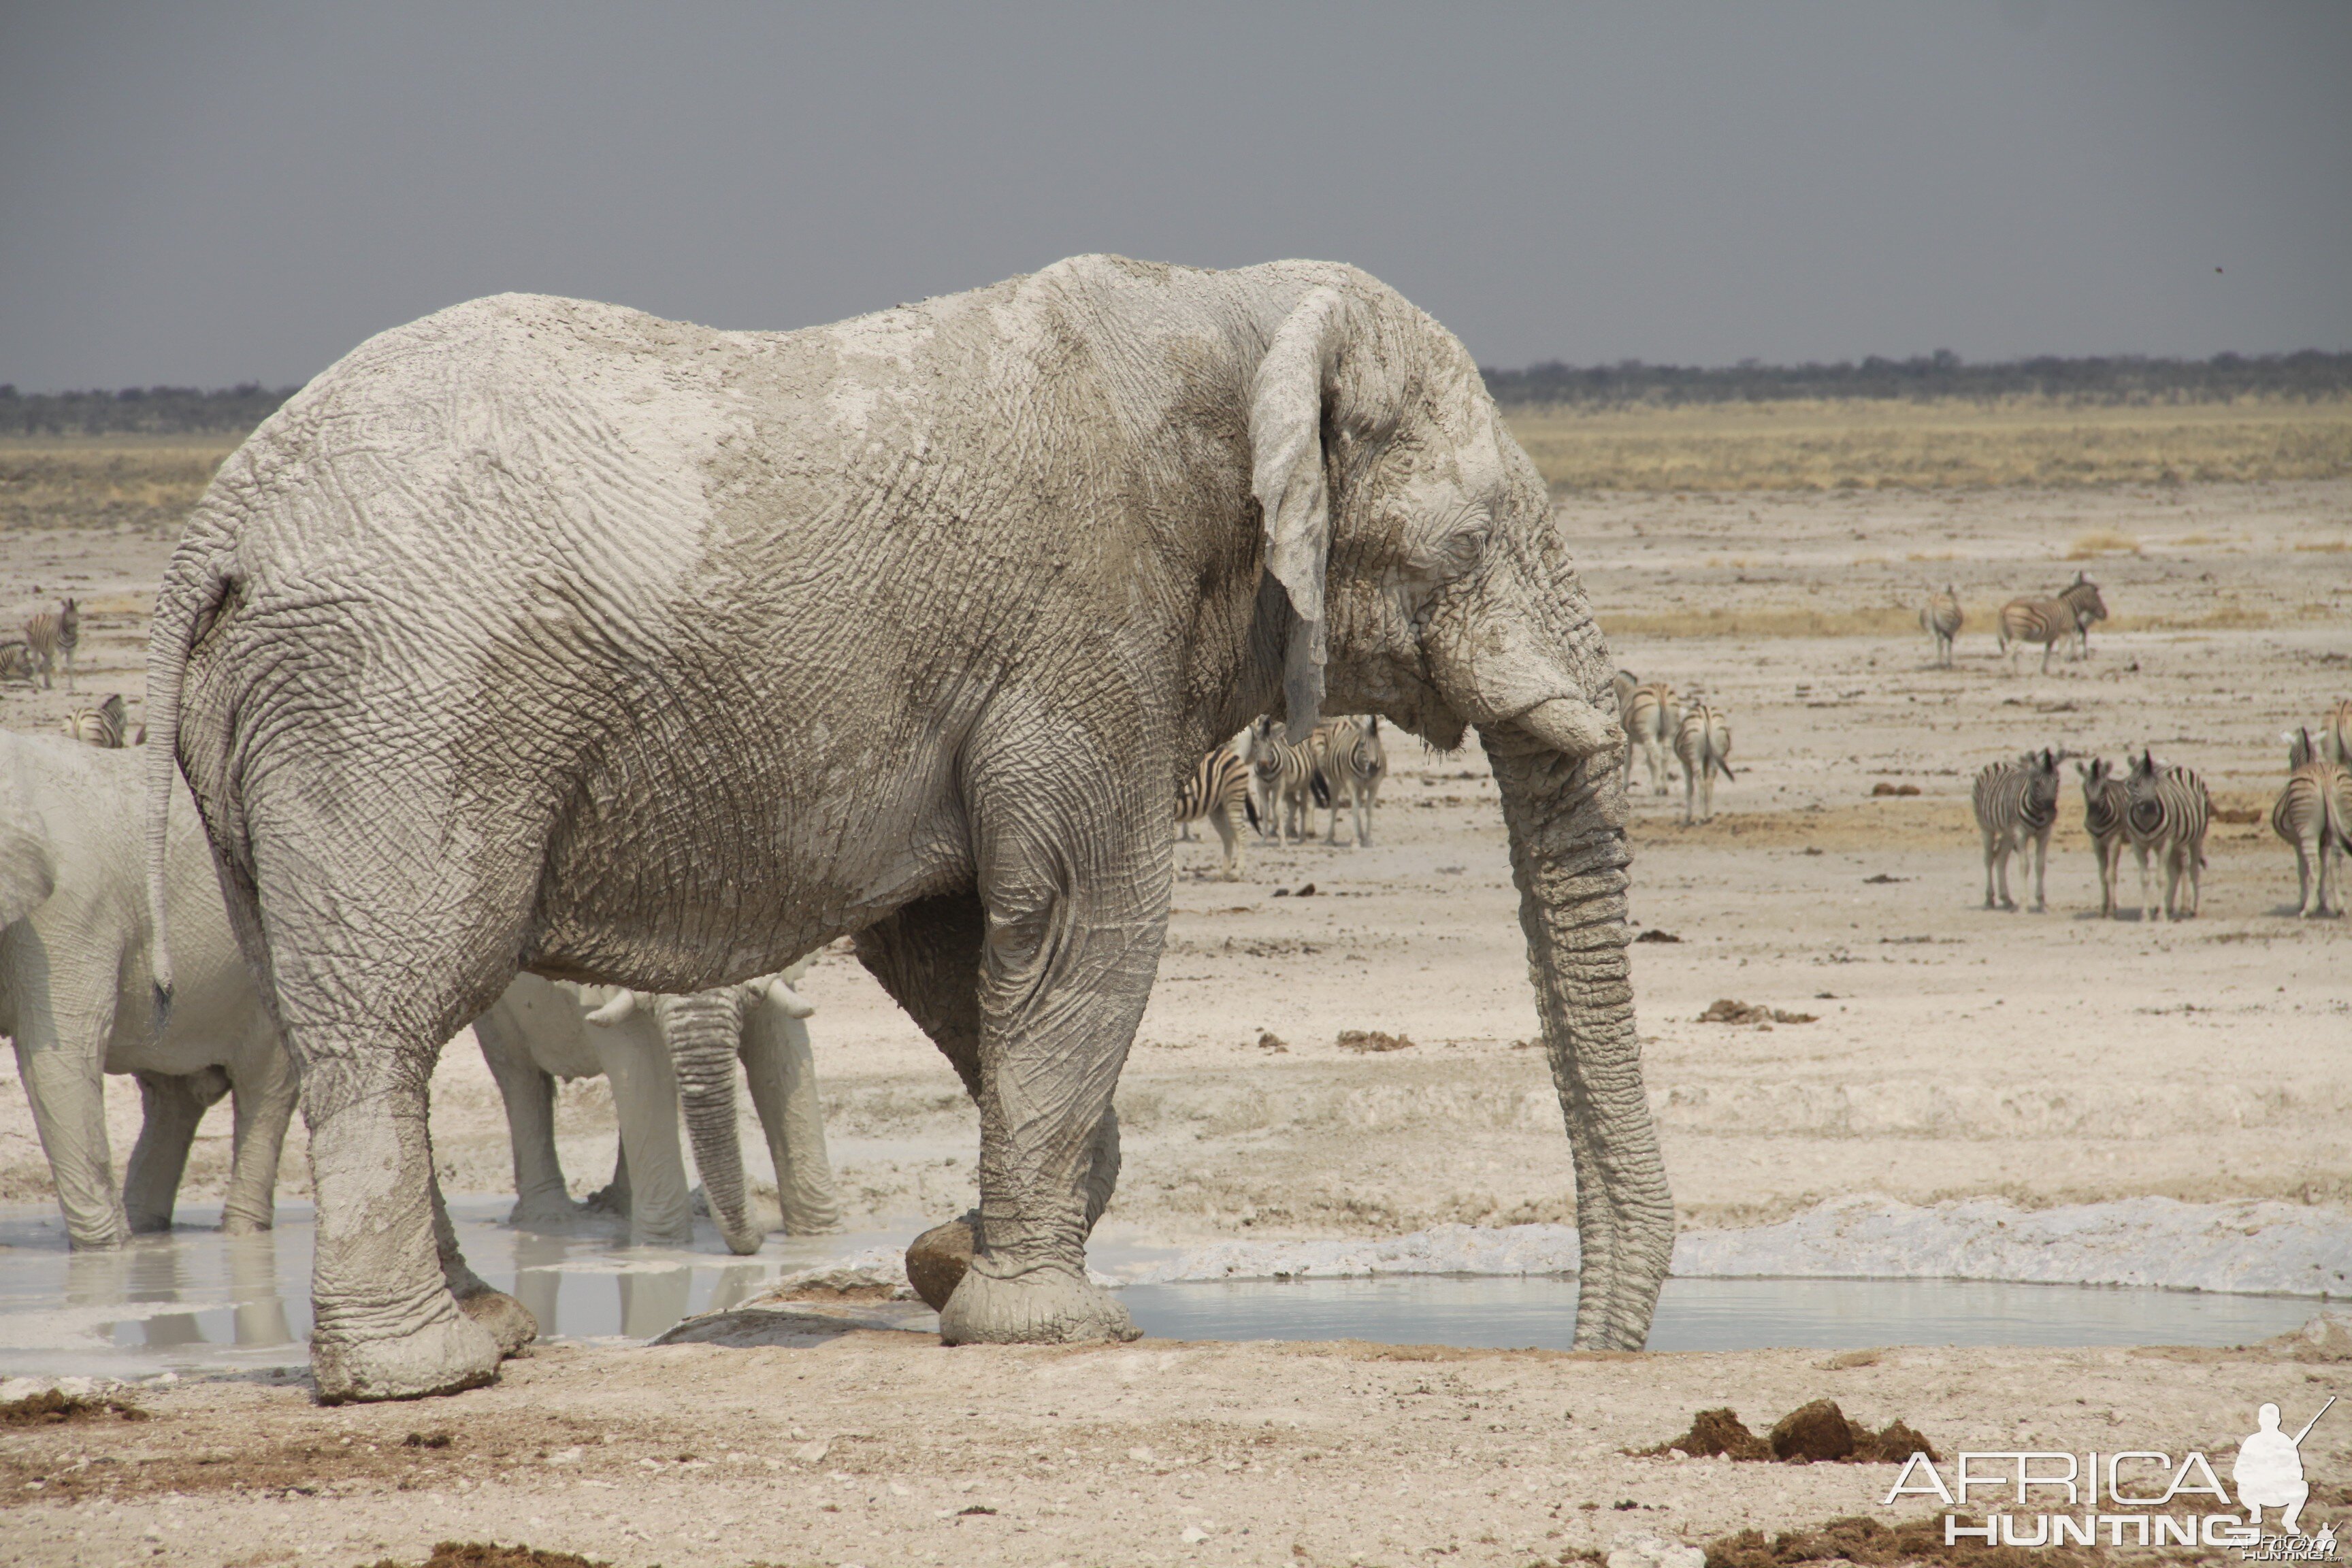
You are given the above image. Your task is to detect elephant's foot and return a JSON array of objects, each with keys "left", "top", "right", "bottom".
[
  {"left": 938, "top": 1256, "right": 1139, "bottom": 1345},
  {"left": 125, "top": 1209, "right": 175, "bottom": 1236},
  {"left": 455, "top": 1284, "right": 540, "bottom": 1357},
  {"left": 507, "top": 1195, "right": 617, "bottom": 1235},
  {"left": 312, "top": 1312, "right": 502, "bottom": 1404},
  {"left": 219, "top": 1206, "right": 274, "bottom": 1237},
  {"left": 904, "top": 1211, "right": 979, "bottom": 1311}
]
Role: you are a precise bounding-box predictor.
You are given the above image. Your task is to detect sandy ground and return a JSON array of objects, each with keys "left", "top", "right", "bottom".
[{"left": 3, "top": 478, "right": 2349, "bottom": 1563}]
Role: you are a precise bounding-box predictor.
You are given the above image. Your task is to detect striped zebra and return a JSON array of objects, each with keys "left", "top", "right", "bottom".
[
  {"left": 1311, "top": 716, "right": 1386, "bottom": 846},
  {"left": 2272, "top": 728, "right": 2349, "bottom": 919},
  {"left": 1672, "top": 701, "right": 1733, "bottom": 824},
  {"left": 2076, "top": 757, "right": 2129, "bottom": 919},
  {"left": 1997, "top": 575, "right": 2107, "bottom": 674},
  {"left": 1247, "top": 716, "right": 1323, "bottom": 843},
  {"left": 2323, "top": 697, "right": 2352, "bottom": 767},
  {"left": 61, "top": 693, "right": 129, "bottom": 749},
  {"left": 2123, "top": 749, "right": 2210, "bottom": 922},
  {"left": 1918, "top": 585, "right": 1962, "bottom": 668},
  {"left": 23, "top": 598, "right": 79, "bottom": 693},
  {"left": 1610, "top": 669, "right": 1638, "bottom": 721},
  {"left": 1173, "top": 744, "right": 1258, "bottom": 881},
  {"left": 1972, "top": 749, "right": 2061, "bottom": 911},
  {"left": 1622, "top": 681, "right": 1681, "bottom": 797},
  {"left": 0, "top": 642, "right": 38, "bottom": 686}
]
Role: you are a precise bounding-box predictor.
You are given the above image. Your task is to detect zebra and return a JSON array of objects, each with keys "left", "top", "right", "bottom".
[
  {"left": 1622, "top": 681, "right": 1681, "bottom": 796},
  {"left": 1610, "top": 669, "right": 1638, "bottom": 721},
  {"left": 1247, "top": 716, "right": 1324, "bottom": 843},
  {"left": 23, "top": 598, "right": 79, "bottom": 693},
  {"left": 1997, "top": 576, "right": 2106, "bottom": 674},
  {"left": 2272, "top": 728, "right": 2348, "bottom": 919},
  {"left": 1672, "top": 701, "right": 1733, "bottom": 825},
  {"left": 1972, "top": 749, "right": 2061, "bottom": 911},
  {"left": 2076, "top": 757, "right": 2129, "bottom": 918},
  {"left": 1174, "top": 743, "right": 1259, "bottom": 881},
  {"left": 2123, "top": 749, "right": 2210, "bottom": 922},
  {"left": 61, "top": 693, "right": 129, "bottom": 749},
  {"left": 1919, "top": 585, "right": 1963, "bottom": 667},
  {"left": 1312, "top": 715, "right": 1386, "bottom": 846},
  {"left": 0, "top": 641, "right": 38, "bottom": 686}
]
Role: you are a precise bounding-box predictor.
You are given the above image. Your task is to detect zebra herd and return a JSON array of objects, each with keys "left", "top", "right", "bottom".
[
  {"left": 1917, "top": 574, "right": 2110, "bottom": 674},
  {"left": 1172, "top": 715, "right": 1388, "bottom": 880},
  {"left": 1972, "top": 747, "right": 2210, "bottom": 921},
  {"left": 1612, "top": 671, "right": 1735, "bottom": 824},
  {"left": 1972, "top": 700, "right": 2352, "bottom": 922}
]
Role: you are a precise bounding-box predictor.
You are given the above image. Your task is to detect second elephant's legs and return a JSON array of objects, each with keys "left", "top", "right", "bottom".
[{"left": 123, "top": 1068, "right": 230, "bottom": 1232}]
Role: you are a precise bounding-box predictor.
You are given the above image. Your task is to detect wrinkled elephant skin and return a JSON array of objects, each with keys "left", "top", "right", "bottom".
[{"left": 146, "top": 256, "right": 1668, "bottom": 1398}]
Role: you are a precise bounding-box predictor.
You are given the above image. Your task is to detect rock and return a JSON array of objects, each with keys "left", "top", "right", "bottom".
[
  {"left": 1769, "top": 1399, "right": 1857, "bottom": 1463},
  {"left": 1607, "top": 1529, "right": 1706, "bottom": 1568},
  {"left": 904, "top": 1211, "right": 979, "bottom": 1311},
  {"left": 2264, "top": 1313, "right": 2352, "bottom": 1362}
]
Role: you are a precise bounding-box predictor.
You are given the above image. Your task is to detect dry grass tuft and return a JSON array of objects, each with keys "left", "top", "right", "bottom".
[
  {"left": 1505, "top": 395, "right": 2352, "bottom": 492},
  {"left": 1603, "top": 606, "right": 1918, "bottom": 640},
  {"left": 2064, "top": 529, "right": 2140, "bottom": 558}
]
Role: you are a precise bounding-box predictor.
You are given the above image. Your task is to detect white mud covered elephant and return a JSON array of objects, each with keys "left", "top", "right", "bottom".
[
  {"left": 0, "top": 731, "right": 295, "bottom": 1247},
  {"left": 472, "top": 964, "right": 840, "bottom": 1254},
  {"left": 144, "top": 256, "right": 1667, "bottom": 1401}
]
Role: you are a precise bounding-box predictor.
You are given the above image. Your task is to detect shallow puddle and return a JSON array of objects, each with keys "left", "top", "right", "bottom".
[{"left": 0, "top": 1200, "right": 2323, "bottom": 1378}]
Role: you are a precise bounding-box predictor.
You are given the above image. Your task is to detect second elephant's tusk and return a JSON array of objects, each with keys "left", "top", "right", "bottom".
[{"left": 582, "top": 990, "right": 638, "bottom": 1027}]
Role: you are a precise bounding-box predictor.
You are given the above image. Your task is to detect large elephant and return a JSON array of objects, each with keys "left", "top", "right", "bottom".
[
  {"left": 473, "top": 964, "right": 840, "bottom": 1254},
  {"left": 144, "top": 255, "right": 1667, "bottom": 1401},
  {"left": 0, "top": 731, "right": 295, "bottom": 1247}
]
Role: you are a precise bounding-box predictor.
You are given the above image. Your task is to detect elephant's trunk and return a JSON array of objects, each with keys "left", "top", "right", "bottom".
[
  {"left": 1482, "top": 723, "right": 1673, "bottom": 1350},
  {"left": 659, "top": 990, "right": 763, "bottom": 1256}
]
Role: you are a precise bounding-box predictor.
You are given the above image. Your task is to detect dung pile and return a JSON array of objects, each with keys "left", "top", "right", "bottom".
[{"left": 1640, "top": 1401, "right": 1936, "bottom": 1465}]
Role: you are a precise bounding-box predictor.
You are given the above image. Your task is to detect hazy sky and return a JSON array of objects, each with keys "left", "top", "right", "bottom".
[{"left": 3, "top": 3, "right": 2347, "bottom": 389}]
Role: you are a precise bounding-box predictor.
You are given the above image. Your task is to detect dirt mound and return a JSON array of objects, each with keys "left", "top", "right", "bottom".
[
  {"left": 1697, "top": 1000, "right": 1816, "bottom": 1026},
  {"left": 1643, "top": 1403, "right": 1937, "bottom": 1465},
  {"left": 0, "top": 1389, "right": 148, "bottom": 1426},
  {"left": 365, "top": 1544, "right": 608, "bottom": 1568},
  {"left": 1336, "top": 1030, "right": 1416, "bottom": 1052}
]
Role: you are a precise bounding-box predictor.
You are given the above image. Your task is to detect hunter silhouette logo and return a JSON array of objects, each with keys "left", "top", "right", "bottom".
[{"left": 1883, "top": 1396, "right": 2340, "bottom": 1555}]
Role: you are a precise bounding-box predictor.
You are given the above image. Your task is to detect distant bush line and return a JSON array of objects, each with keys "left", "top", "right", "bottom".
[
  {"left": 0, "top": 383, "right": 297, "bottom": 436},
  {"left": 1480, "top": 349, "right": 2352, "bottom": 409}
]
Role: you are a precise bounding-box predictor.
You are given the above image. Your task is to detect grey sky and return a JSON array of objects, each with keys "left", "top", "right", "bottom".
[{"left": 3, "top": 2, "right": 2346, "bottom": 390}]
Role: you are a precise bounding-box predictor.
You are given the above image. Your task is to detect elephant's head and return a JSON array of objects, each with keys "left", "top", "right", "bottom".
[{"left": 1239, "top": 269, "right": 1671, "bottom": 1348}]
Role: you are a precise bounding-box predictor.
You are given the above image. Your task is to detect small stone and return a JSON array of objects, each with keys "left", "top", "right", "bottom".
[
  {"left": 1181, "top": 1525, "right": 1210, "bottom": 1544},
  {"left": 904, "top": 1212, "right": 978, "bottom": 1311},
  {"left": 793, "top": 1438, "right": 830, "bottom": 1464}
]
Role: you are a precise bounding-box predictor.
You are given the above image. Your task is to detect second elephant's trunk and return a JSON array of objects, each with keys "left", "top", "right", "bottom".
[
  {"left": 658, "top": 989, "right": 764, "bottom": 1256},
  {"left": 1484, "top": 726, "right": 1673, "bottom": 1350}
]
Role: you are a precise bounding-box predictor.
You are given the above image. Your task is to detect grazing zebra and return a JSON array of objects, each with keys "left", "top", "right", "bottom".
[
  {"left": 0, "top": 642, "right": 38, "bottom": 686},
  {"left": 2076, "top": 757, "right": 2129, "bottom": 918},
  {"left": 2123, "top": 749, "right": 2210, "bottom": 922},
  {"left": 1623, "top": 681, "right": 1681, "bottom": 796},
  {"left": 61, "top": 693, "right": 129, "bottom": 749},
  {"left": 1672, "top": 702, "right": 1733, "bottom": 824},
  {"left": 1997, "top": 576, "right": 2107, "bottom": 674},
  {"left": 22, "top": 598, "right": 79, "bottom": 693},
  {"left": 2272, "top": 728, "right": 2348, "bottom": 919},
  {"left": 1312, "top": 715, "right": 1386, "bottom": 846},
  {"left": 1173, "top": 744, "right": 1259, "bottom": 880},
  {"left": 1972, "top": 749, "right": 2061, "bottom": 911},
  {"left": 1247, "top": 716, "right": 1323, "bottom": 843},
  {"left": 1919, "top": 585, "right": 1963, "bottom": 667}
]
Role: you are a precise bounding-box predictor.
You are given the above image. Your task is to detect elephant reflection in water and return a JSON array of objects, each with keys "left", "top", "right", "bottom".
[{"left": 224, "top": 1232, "right": 293, "bottom": 1348}]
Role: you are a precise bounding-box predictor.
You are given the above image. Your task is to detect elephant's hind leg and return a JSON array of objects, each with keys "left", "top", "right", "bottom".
[{"left": 123, "top": 1068, "right": 230, "bottom": 1232}]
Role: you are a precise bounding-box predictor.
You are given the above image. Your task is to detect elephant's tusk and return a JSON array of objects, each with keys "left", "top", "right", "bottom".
[
  {"left": 765, "top": 977, "right": 816, "bottom": 1019},
  {"left": 1514, "top": 697, "right": 1624, "bottom": 762},
  {"left": 582, "top": 989, "right": 638, "bottom": 1027}
]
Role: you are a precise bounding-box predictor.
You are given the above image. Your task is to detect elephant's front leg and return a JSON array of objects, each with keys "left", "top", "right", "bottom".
[{"left": 938, "top": 755, "right": 1164, "bottom": 1346}]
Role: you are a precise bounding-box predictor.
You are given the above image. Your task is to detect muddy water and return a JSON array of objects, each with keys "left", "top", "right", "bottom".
[{"left": 0, "top": 1201, "right": 2320, "bottom": 1379}]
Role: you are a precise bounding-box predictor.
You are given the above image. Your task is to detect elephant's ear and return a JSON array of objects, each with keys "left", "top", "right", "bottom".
[{"left": 1250, "top": 286, "right": 1350, "bottom": 742}]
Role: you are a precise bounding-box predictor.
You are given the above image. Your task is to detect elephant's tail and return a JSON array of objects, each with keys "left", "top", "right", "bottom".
[{"left": 144, "top": 533, "right": 236, "bottom": 1022}]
